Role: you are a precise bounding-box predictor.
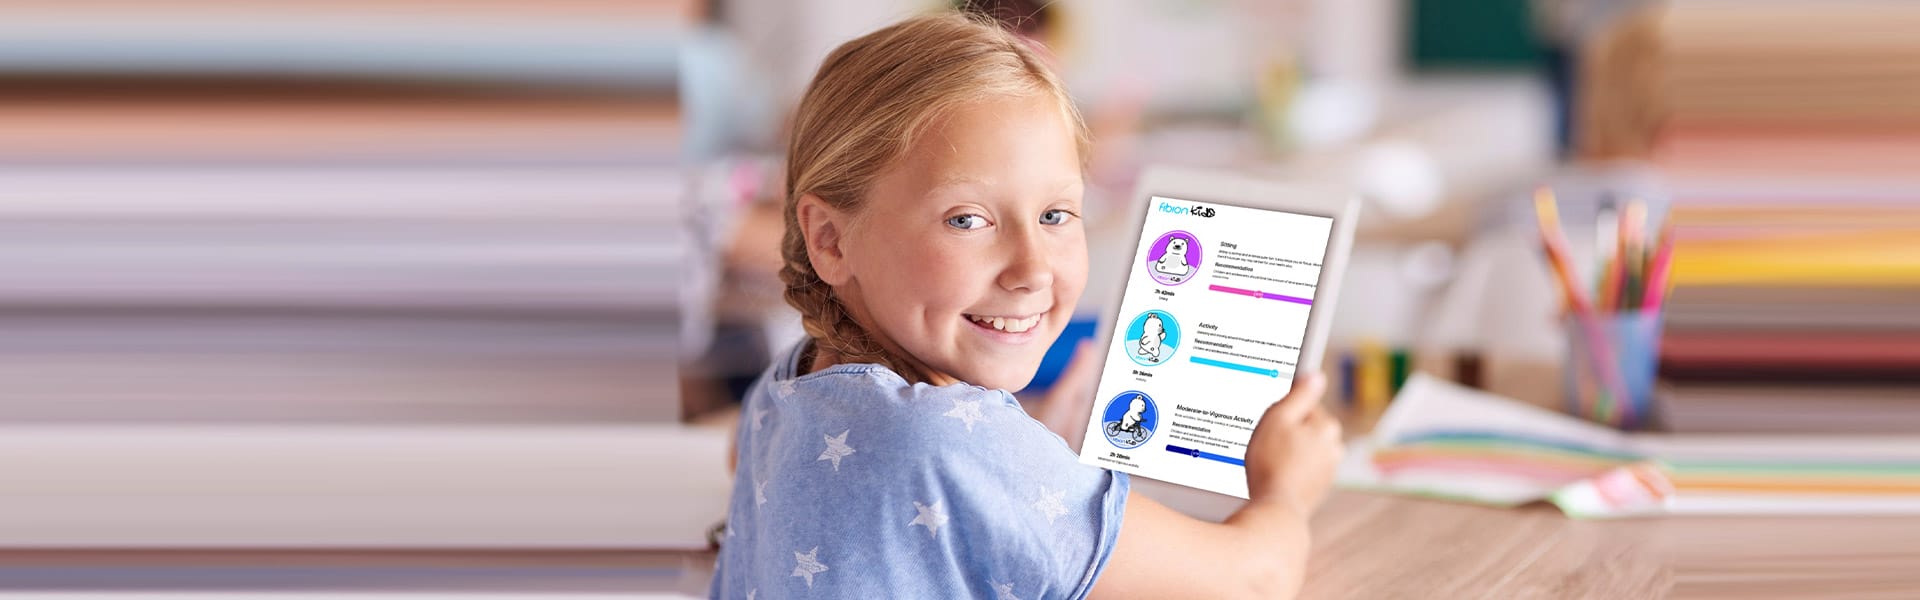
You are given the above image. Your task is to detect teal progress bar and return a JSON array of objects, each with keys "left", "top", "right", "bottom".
[{"left": 1189, "top": 356, "right": 1280, "bottom": 377}]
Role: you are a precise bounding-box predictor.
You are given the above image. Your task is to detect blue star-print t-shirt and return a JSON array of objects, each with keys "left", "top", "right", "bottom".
[{"left": 710, "top": 340, "right": 1131, "bottom": 599}]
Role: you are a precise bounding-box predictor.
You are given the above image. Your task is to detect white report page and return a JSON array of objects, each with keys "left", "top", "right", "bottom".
[{"left": 1079, "top": 196, "right": 1334, "bottom": 498}]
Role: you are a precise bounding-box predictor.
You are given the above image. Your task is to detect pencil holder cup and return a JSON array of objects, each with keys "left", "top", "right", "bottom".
[{"left": 1562, "top": 310, "right": 1663, "bottom": 430}]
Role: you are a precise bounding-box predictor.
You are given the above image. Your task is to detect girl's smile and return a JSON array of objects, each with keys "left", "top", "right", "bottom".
[{"left": 964, "top": 311, "right": 1046, "bottom": 338}]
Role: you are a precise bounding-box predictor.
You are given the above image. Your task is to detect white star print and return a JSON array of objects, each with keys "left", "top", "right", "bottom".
[
  {"left": 750, "top": 406, "right": 768, "bottom": 432},
  {"left": 746, "top": 590, "right": 756, "bottom": 600},
  {"left": 776, "top": 380, "right": 796, "bottom": 399},
  {"left": 792, "top": 546, "right": 828, "bottom": 588},
  {"left": 992, "top": 580, "right": 1022, "bottom": 600},
  {"left": 944, "top": 398, "right": 987, "bottom": 432},
  {"left": 1033, "top": 486, "right": 1068, "bottom": 525},
  {"left": 818, "top": 429, "right": 855, "bottom": 471},
  {"left": 908, "top": 500, "right": 950, "bottom": 539},
  {"left": 755, "top": 477, "right": 769, "bottom": 506}
]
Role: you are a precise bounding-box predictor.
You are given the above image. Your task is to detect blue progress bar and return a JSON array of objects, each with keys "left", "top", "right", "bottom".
[
  {"left": 1164, "top": 444, "right": 1246, "bottom": 466},
  {"left": 1188, "top": 356, "right": 1279, "bottom": 377}
]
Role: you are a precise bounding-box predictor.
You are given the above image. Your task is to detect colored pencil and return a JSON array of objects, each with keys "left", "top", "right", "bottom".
[
  {"left": 1596, "top": 200, "right": 1619, "bottom": 312},
  {"left": 1623, "top": 200, "right": 1648, "bottom": 310},
  {"left": 1642, "top": 222, "right": 1676, "bottom": 312}
]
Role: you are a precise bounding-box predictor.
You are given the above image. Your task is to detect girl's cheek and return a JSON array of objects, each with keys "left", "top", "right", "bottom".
[{"left": 1055, "top": 233, "right": 1091, "bottom": 272}]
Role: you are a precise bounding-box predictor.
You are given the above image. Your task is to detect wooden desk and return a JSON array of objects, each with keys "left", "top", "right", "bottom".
[
  {"left": 4, "top": 492, "right": 1914, "bottom": 598},
  {"left": 686, "top": 406, "right": 1920, "bottom": 598},
  {"left": 1300, "top": 490, "right": 1920, "bottom": 599}
]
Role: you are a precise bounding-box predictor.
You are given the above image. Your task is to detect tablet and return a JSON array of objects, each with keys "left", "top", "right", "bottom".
[{"left": 1077, "top": 166, "right": 1358, "bottom": 499}]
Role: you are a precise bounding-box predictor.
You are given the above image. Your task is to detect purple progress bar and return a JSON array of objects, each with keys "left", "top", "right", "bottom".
[{"left": 1208, "top": 284, "right": 1313, "bottom": 306}]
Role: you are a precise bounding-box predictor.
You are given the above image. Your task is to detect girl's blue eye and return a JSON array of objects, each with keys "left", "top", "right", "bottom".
[
  {"left": 1040, "top": 209, "right": 1074, "bottom": 225},
  {"left": 946, "top": 214, "right": 988, "bottom": 230}
]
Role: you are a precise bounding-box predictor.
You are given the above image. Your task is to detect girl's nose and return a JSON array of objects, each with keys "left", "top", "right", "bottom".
[{"left": 996, "top": 228, "right": 1055, "bottom": 293}]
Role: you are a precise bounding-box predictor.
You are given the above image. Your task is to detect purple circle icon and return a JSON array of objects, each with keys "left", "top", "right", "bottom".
[{"left": 1144, "top": 230, "right": 1202, "bottom": 286}]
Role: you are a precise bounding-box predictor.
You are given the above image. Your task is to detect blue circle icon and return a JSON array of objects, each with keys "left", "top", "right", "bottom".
[
  {"left": 1101, "top": 391, "right": 1158, "bottom": 450},
  {"left": 1124, "top": 309, "right": 1181, "bottom": 367}
]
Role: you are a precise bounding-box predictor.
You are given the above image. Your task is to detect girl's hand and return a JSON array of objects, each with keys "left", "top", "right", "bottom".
[
  {"left": 1095, "top": 372, "right": 1337, "bottom": 600},
  {"left": 1243, "top": 373, "right": 1342, "bottom": 513}
]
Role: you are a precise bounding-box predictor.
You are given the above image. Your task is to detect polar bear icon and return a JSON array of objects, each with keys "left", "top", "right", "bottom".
[
  {"left": 1153, "top": 236, "right": 1194, "bottom": 279},
  {"left": 1135, "top": 313, "right": 1166, "bottom": 363},
  {"left": 1102, "top": 391, "right": 1156, "bottom": 448},
  {"left": 1121, "top": 395, "right": 1147, "bottom": 431}
]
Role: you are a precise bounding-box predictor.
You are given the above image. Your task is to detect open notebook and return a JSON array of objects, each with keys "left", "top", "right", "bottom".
[{"left": 1338, "top": 374, "right": 1920, "bottom": 518}]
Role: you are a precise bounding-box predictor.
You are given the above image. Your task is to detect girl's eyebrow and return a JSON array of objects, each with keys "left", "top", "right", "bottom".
[
  {"left": 925, "top": 175, "right": 1084, "bottom": 199},
  {"left": 1053, "top": 180, "right": 1087, "bottom": 205},
  {"left": 921, "top": 176, "right": 988, "bottom": 200},
  {"left": 929, "top": 174, "right": 990, "bottom": 192}
]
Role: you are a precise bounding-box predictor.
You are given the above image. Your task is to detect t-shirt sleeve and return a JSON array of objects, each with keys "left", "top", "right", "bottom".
[
  {"left": 725, "top": 371, "right": 1128, "bottom": 600},
  {"left": 762, "top": 371, "right": 1130, "bottom": 600}
]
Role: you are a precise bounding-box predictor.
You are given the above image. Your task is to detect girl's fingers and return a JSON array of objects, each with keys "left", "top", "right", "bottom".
[
  {"left": 1318, "top": 413, "right": 1343, "bottom": 442},
  {"left": 1275, "top": 372, "right": 1327, "bottom": 423}
]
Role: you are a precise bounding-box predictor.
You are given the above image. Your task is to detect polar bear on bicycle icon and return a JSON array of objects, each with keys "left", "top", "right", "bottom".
[{"left": 1101, "top": 391, "right": 1158, "bottom": 449}]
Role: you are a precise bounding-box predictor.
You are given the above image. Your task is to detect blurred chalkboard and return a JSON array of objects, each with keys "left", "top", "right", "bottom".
[{"left": 1407, "top": 0, "right": 1542, "bottom": 70}]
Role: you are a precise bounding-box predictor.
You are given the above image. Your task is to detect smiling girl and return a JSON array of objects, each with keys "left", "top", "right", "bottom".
[{"left": 712, "top": 13, "right": 1342, "bottom": 600}]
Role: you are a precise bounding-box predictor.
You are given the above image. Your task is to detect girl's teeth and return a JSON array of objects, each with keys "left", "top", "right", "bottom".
[{"left": 969, "top": 314, "right": 1038, "bottom": 333}]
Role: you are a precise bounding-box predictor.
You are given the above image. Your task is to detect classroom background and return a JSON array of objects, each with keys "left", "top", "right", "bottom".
[{"left": 2, "top": 0, "right": 1916, "bottom": 597}]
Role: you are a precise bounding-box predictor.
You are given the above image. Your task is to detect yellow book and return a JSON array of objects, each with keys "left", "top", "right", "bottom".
[
  {"left": 1357, "top": 340, "right": 1392, "bottom": 419},
  {"left": 1673, "top": 228, "right": 1920, "bottom": 287}
]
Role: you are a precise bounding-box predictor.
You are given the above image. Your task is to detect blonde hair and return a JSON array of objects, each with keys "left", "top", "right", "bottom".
[{"left": 781, "top": 12, "right": 1089, "bottom": 381}]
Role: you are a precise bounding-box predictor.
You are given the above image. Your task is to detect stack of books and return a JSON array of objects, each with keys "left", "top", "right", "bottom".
[
  {"left": 1611, "top": 1, "right": 1920, "bottom": 432},
  {"left": 0, "top": 0, "right": 691, "bottom": 423}
]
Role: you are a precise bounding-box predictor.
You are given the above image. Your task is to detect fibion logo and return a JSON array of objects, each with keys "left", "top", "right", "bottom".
[{"left": 1157, "top": 201, "right": 1216, "bottom": 218}]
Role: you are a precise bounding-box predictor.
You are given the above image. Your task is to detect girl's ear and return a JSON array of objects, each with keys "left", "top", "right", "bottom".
[{"left": 796, "top": 193, "right": 853, "bottom": 286}]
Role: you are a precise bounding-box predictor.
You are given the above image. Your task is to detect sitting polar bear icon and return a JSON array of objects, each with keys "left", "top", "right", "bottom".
[
  {"left": 1153, "top": 236, "right": 1194, "bottom": 279},
  {"left": 1135, "top": 313, "right": 1166, "bottom": 363}
]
